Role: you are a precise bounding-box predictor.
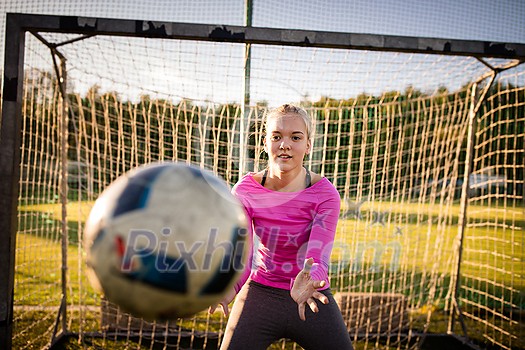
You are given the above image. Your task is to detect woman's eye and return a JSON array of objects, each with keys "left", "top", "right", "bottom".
[
  {"left": 271, "top": 136, "right": 281, "bottom": 141},
  {"left": 292, "top": 136, "right": 301, "bottom": 141}
]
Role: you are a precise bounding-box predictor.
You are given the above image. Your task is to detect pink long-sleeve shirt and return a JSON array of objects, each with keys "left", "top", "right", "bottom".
[{"left": 232, "top": 173, "right": 341, "bottom": 292}]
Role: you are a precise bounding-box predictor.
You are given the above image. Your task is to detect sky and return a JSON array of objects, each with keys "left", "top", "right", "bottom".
[{"left": 1, "top": 0, "right": 524, "bottom": 105}]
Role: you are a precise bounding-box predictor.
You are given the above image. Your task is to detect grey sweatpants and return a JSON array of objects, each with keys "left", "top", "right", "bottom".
[{"left": 220, "top": 280, "right": 354, "bottom": 350}]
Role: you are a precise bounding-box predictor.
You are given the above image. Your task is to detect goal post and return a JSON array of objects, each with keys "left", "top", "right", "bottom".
[
  {"left": 0, "top": 13, "right": 26, "bottom": 350},
  {"left": 1, "top": 13, "right": 524, "bottom": 350}
]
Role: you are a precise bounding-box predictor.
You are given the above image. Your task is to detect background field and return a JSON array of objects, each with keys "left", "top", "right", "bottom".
[{"left": 14, "top": 198, "right": 525, "bottom": 349}]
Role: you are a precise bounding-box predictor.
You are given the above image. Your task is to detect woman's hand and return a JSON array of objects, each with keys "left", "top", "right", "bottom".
[
  {"left": 208, "top": 288, "right": 236, "bottom": 317},
  {"left": 290, "top": 257, "right": 329, "bottom": 321}
]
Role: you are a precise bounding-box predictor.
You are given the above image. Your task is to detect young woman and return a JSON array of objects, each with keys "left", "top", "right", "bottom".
[{"left": 210, "top": 104, "right": 353, "bottom": 350}]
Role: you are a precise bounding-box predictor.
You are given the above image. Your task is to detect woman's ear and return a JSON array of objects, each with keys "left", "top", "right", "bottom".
[
  {"left": 263, "top": 137, "right": 268, "bottom": 153},
  {"left": 305, "top": 139, "right": 311, "bottom": 155}
]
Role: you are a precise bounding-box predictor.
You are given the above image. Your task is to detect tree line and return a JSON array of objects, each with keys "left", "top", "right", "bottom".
[{"left": 16, "top": 69, "right": 525, "bottom": 201}]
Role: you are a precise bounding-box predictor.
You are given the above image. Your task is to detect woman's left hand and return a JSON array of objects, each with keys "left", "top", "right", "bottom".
[
  {"left": 208, "top": 287, "right": 236, "bottom": 317},
  {"left": 290, "top": 257, "right": 329, "bottom": 321}
]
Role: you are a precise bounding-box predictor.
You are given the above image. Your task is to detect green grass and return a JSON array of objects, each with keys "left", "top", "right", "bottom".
[
  {"left": 336, "top": 199, "right": 524, "bottom": 290},
  {"left": 12, "top": 199, "right": 525, "bottom": 349}
]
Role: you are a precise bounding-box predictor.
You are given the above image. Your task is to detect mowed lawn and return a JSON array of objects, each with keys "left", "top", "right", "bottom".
[
  {"left": 15, "top": 199, "right": 524, "bottom": 307},
  {"left": 11, "top": 199, "right": 524, "bottom": 350},
  {"left": 335, "top": 199, "right": 524, "bottom": 290}
]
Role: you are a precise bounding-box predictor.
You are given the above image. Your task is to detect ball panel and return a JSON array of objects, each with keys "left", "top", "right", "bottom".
[
  {"left": 199, "top": 225, "right": 247, "bottom": 295},
  {"left": 83, "top": 174, "right": 129, "bottom": 248},
  {"left": 119, "top": 243, "right": 188, "bottom": 293},
  {"left": 112, "top": 163, "right": 168, "bottom": 217},
  {"left": 187, "top": 165, "right": 231, "bottom": 194},
  {"left": 105, "top": 272, "right": 226, "bottom": 320}
]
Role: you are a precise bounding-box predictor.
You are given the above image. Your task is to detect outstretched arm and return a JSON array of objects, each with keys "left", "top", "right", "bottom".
[
  {"left": 304, "top": 188, "right": 341, "bottom": 288},
  {"left": 290, "top": 186, "right": 340, "bottom": 320}
]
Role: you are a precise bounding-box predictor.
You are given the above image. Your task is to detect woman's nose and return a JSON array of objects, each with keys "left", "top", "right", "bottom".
[{"left": 279, "top": 141, "right": 290, "bottom": 150}]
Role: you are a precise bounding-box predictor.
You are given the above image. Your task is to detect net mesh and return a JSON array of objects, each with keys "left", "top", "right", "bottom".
[
  {"left": 9, "top": 28, "right": 524, "bottom": 350},
  {"left": 461, "top": 70, "right": 525, "bottom": 349},
  {"left": 14, "top": 41, "right": 64, "bottom": 348}
]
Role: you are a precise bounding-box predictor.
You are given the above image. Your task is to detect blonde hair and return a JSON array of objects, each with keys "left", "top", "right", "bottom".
[{"left": 265, "top": 104, "right": 313, "bottom": 142}]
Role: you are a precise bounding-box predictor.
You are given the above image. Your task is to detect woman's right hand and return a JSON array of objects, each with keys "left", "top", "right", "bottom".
[
  {"left": 290, "top": 257, "right": 329, "bottom": 321},
  {"left": 208, "top": 288, "right": 236, "bottom": 317}
]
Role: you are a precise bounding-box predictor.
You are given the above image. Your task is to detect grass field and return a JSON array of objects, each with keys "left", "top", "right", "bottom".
[{"left": 12, "top": 199, "right": 524, "bottom": 349}]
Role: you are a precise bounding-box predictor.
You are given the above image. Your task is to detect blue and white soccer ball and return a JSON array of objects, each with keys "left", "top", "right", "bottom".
[{"left": 83, "top": 162, "right": 249, "bottom": 320}]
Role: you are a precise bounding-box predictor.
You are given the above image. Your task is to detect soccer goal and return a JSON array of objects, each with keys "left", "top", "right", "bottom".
[{"left": 1, "top": 13, "right": 524, "bottom": 350}]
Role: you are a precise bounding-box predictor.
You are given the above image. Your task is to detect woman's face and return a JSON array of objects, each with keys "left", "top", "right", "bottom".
[{"left": 264, "top": 113, "right": 311, "bottom": 173}]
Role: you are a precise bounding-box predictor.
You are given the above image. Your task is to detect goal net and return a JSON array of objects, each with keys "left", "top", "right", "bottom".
[{"left": 3, "top": 14, "right": 524, "bottom": 350}]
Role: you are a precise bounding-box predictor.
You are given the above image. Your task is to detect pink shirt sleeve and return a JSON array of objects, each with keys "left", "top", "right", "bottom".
[
  {"left": 304, "top": 187, "right": 340, "bottom": 286},
  {"left": 232, "top": 183, "right": 253, "bottom": 294},
  {"left": 234, "top": 215, "right": 253, "bottom": 293}
]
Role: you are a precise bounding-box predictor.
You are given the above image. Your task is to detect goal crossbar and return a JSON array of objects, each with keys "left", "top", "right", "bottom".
[{"left": 4, "top": 13, "right": 525, "bottom": 59}]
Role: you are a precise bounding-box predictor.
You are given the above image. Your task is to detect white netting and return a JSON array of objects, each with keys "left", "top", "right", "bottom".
[{"left": 9, "top": 25, "right": 523, "bottom": 350}]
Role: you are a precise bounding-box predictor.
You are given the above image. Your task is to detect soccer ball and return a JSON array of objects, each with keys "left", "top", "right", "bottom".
[{"left": 83, "top": 162, "right": 249, "bottom": 320}]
